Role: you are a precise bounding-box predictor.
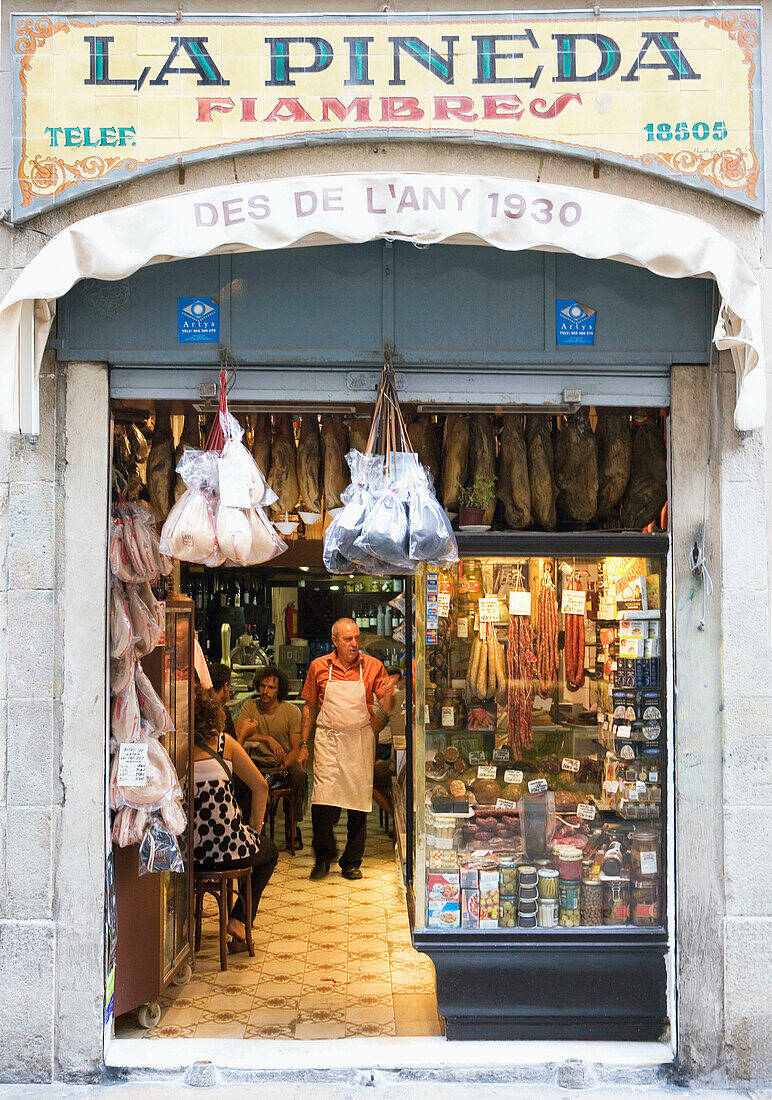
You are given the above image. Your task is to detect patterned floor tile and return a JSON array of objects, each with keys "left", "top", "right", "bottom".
[
  {"left": 345, "top": 1021, "right": 397, "bottom": 1037},
  {"left": 247, "top": 1006, "right": 299, "bottom": 1027},
  {"left": 194, "top": 1021, "right": 247, "bottom": 1039},
  {"left": 294, "top": 1019, "right": 346, "bottom": 1040},
  {"left": 205, "top": 991, "right": 255, "bottom": 1013},
  {"left": 146, "top": 1023, "right": 197, "bottom": 1040},
  {"left": 243, "top": 1023, "right": 297, "bottom": 1039}
]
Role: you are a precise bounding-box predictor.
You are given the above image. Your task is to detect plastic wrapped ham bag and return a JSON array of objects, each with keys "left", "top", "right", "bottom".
[
  {"left": 110, "top": 587, "right": 133, "bottom": 659},
  {"left": 127, "top": 586, "right": 163, "bottom": 658},
  {"left": 112, "top": 806, "right": 148, "bottom": 848},
  {"left": 219, "top": 411, "right": 277, "bottom": 509},
  {"left": 110, "top": 650, "right": 135, "bottom": 696},
  {"left": 161, "top": 797, "right": 187, "bottom": 836},
  {"left": 129, "top": 503, "right": 162, "bottom": 580},
  {"left": 135, "top": 665, "right": 174, "bottom": 734},
  {"left": 323, "top": 451, "right": 382, "bottom": 573},
  {"left": 244, "top": 506, "right": 287, "bottom": 566},
  {"left": 111, "top": 681, "right": 141, "bottom": 743},
  {"left": 160, "top": 449, "right": 223, "bottom": 566},
  {"left": 408, "top": 463, "right": 458, "bottom": 565},
  {"left": 216, "top": 505, "right": 253, "bottom": 565},
  {"left": 112, "top": 738, "right": 179, "bottom": 810},
  {"left": 109, "top": 519, "right": 137, "bottom": 583},
  {"left": 354, "top": 478, "right": 414, "bottom": 574},
  {"left": 138, "top": 815, "right": 185, "bottom": 875}
]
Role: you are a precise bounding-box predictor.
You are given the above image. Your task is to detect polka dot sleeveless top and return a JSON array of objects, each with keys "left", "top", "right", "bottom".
[{"left": 193, "top": 731, "right": 262, "bottom": 867}]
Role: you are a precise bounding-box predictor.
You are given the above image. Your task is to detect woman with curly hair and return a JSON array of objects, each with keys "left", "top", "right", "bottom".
[{"left": 193, "top": 687, "right": 278, "bottom": 950}]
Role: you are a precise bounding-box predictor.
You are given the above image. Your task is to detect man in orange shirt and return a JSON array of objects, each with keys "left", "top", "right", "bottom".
[{"left": 301, "top": 618, "right": 398, "bottom": 881}]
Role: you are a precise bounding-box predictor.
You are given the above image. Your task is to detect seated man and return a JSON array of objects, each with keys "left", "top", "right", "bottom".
[{"left": 236, "top": 665, "right": 307, "bottom": 851}]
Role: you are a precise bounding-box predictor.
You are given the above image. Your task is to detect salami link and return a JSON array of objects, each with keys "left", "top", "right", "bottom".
[
  {"left": 536, "top": 583, "right": 559, "bottom": 696},
  {"left": 507, "top": 613, "right": 535, "bottom": 757},
  {"left": 564, "top": 576, "right": 586, "bottom": 690}
]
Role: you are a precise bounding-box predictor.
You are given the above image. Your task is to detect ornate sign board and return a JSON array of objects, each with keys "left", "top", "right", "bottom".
[{"left": 11, "top": 9, "right": 763, "bottom": 220}]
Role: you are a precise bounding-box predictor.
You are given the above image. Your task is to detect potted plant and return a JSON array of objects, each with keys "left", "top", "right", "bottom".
[{"left": 457, "top": 476, "right": 496, "bottom": 527}]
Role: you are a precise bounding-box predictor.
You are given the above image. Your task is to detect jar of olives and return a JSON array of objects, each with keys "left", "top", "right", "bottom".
[
  {"left": 439, "top": 688, "right": 467, "bottom": 730},
  {"left": 580, "top": 878, "right": 602, "bottom": 926},
  {"left": 558, "top": 879, "right": 580, "bottom": 926},
  {"left": 499, "top": 896, "right": 517, "bottom": 927},
  {"left": 499, "top": 859, "right": 517, "bottom": 896}
]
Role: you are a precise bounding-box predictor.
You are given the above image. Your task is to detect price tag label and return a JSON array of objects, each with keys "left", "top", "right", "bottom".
[
  {"left": 629, "top": 787, "right": 639, "bottom": 801},
  {"left": 478, "top": 597, "right": 500, "bottom": 623},
  {"left": 469, "top": 751, "right": 487, "bottom": 765},
  {"left": 509, "top": 591, "right": 531, "bottom": 616},
  {"left": 424, "top": 705, "right": 431, "bottom": 726},
  {"left": 636, "top": 780, "right": 647, "bottom": 793},
  {"left": 577, "top": 803, "right": 597, "bottom": 821},
  {"left": 457, "top": 619, "right": 469, "bottom": 639},
  {"left": 437, "top": 592, "right": 451, "bottom": 617},
  {"left": 561, "top": 757, "right": 580, "bottom": 773},
  {"left": 504, "top": 769, "right": 524, "bottom": 784},
  {"left": 639, "top": 851, "right": 658, "bottom": 875},
  {"left": 495, "top": 798, "right": 518, "bottom": 811},
  {"left": 603, "top": 779, "right": 620, "bottom": 794},
  {"left": 441, "top": 706, "right": 454, "bottom": 728},
  {"left": 615, "top": 724, "right": 632, "bottom": 739},
  {"left": 528, "top": 778, "right": 548, "bottom": 794},
  {"left": 561, "top": 589, "right": 586, "bottom": 615},
  {"left": 217, "top": 457, "right": 251, "bottom": 509},
  {"left": 559, "top": 562, "right": 573, "bottom": 577},
  {"left": 117, "top": 743, "right": 149, "bottom": 787},
  {"left": 649, "top": 770, "right": 659, "bottom": 784},
  {"left": 492, "top": 747, "right": 510, "bottom": 763},
  {"left": 477, "top": 764, "right": 497, "bottom": 780}
]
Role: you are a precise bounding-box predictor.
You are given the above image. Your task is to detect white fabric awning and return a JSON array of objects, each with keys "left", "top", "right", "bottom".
[{"left": 0, "top": 171, "right": 764, "bottom": 433}]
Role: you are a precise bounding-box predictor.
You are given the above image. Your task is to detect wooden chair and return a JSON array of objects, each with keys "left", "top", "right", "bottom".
[
  {"left": 193, "top": 867, "right": 255, "bottom": 971},
  {"left": 267, "top": 786, "right": 297, "bottom": 854},
  {"left": 372, "top": 787, "right": 394, "bottom": 838}
]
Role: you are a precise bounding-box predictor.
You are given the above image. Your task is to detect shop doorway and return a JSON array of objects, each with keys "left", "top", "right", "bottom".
[{"left": 110, "top": 402, "right": 441, "bottom": 1040}]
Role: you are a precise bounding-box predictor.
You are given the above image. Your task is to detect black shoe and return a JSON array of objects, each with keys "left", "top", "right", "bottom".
[
  {"left": 341, "top": 866, "right": 363, "bottom": 880},
  {"left": 286, "top": 827, "right": 303, "bottom": 852},
  {"left": 309, "top": 859, "right": 330, "bottom": 881}
]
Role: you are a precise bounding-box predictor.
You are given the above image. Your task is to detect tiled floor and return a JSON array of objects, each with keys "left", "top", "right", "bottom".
[{"left": 116, "top": 810, "right": 442, "bottom": 1041}]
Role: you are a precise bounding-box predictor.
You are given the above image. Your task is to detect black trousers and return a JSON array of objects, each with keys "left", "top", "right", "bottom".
[
  {"left": 312, "top": 804, "right": 367, "bottom": 869},
  {"left": 203, "top": 837, "right": 279, "bottom": 925}
]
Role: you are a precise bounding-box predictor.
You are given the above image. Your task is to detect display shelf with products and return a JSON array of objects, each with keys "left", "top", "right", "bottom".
[{"left": 411, "top": 535, "right": 669, "bottom": 1040}]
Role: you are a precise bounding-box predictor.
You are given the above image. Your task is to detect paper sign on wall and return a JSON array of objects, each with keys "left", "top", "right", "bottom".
[{"left": 437, "top": 592, "right": 451, "bottom": 617}]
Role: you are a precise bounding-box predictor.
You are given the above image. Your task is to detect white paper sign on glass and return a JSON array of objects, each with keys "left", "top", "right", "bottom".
[{"left": 437, "top": 592, "right": 451, "bottom": 617}]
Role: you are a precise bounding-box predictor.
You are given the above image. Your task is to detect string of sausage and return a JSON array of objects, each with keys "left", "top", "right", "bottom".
[
  {"left": 507, "top": 613, "right": 535, "bottom": 758},
  {"left": 564, "top": 575, "right": 586, "bottom": 690},
  {"left": 536, "top": 583, "right": 559, "bottom": 696}
]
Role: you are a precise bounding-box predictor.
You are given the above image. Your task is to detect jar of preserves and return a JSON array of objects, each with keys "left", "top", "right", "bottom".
[
  {"left": 537, "top": 868, "right": 559, "bottom": 898},
  {"left": 556, "top": 845, "right": 583, "bottom": 881},
  {"left": 632, "top": 879, "right": 660, "bottom": 926},
  {"left": 631, "top": 828, "right": 659, "bottom": 879},
  {"left": 580, "top": 878, "right": 602, "bottom": 925},
  {"left": 439, "top": 688, "right": 467, "bottom": 730},
  {"left": 601, "top": 874, "right": 630, "bottom": 925},
  {"left": 456, "top": 601, "right": 476, "bottom": 641},
  {"left": 457, "top": 560, "right": 483, "bottom": 603}
]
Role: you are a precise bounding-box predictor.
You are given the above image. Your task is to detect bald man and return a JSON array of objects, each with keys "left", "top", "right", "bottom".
[{"left": 300, "top": 618, "right": 397, "bottom": 881}]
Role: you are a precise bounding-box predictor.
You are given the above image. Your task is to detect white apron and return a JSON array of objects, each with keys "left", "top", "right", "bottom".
[{"left": 311, "top": 662, "right": 375, "bottom": 813}]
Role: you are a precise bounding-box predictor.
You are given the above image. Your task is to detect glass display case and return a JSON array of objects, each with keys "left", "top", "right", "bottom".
[
  {"left": 409, "top": 534, "right": 670, "bottom": 1039},
  {"left": 414, "top": 548, "right": 666, "bottom": 932}
]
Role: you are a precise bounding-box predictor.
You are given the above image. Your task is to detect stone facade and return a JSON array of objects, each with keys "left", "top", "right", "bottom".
[{"left": 0, "top": 0, "right": 771, "bottom": 1086}]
